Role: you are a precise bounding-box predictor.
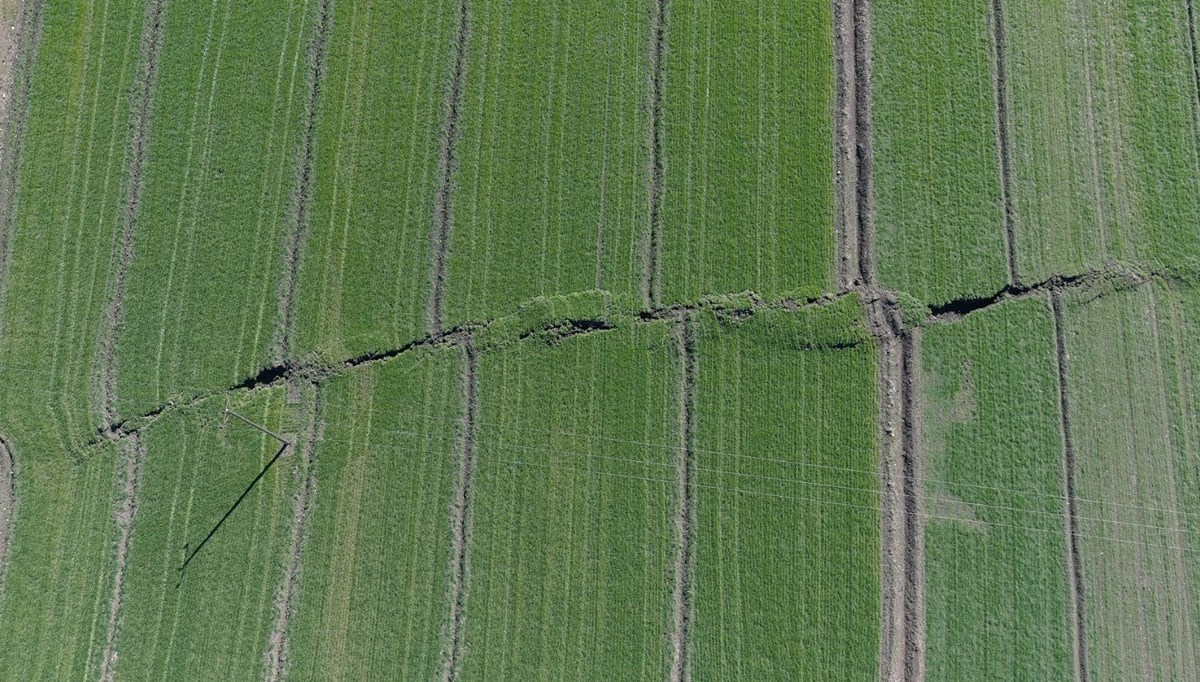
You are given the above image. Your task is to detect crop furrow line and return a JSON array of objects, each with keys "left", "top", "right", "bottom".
[
  {"left": 852, "top": 0, "right": 875, "bottom": 286},
  {"left": 274, "top": 0, "right": 333, "bottom": 365},
  {"left": 0, "top": 0, "right": 44, "bottom": 339},
  {"left": 98, "top": 433, "right": 145, "bottom": 682},
  {"left": 669, "top": 316, "right": 696, "bottom": 682},
  {"left": 429, "top": 0, "right": 471, "bottom": 337},
  {"left": 643, "top": 0, "right": 667, "bottom": 309},
  {"left": 1051, "top": 291, "right": 1090, "bottom": 682},
  {"left": 442, "top": 337, "right": 478, "bottom": 682},
  {"left": 988, "top": 0, "right": 1019, "bottom": 286},
  {"left": 96, "top": 0, "right": 166, "bottom": 430},
  {"left": 263, "top": 384, "right": 322, "bottom": 682}
]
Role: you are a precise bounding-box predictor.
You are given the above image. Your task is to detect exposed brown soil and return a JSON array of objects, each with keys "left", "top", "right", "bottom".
[
  {"left": 642, "top": 0, "right": 668, "bottom": 309},
  {"left": 98, "top": 434, "right": 145, "bottom": 682},
  {"left": 263, "top": 384, "right": 323, "bottom": 682},
  {"left": 852, "top": 0, "right": 875, "bottom": 287},
  {"left": 96, "top": 0, "right": 166, "bottom": 430},
  {"left": 988, "top": 0, "right": 1019, "bottom": 286},
  {"left": 0, "top": 437, "right": 13, "bottom": 589},
  {"left": 428, "top": 0, "right": 471, "bottom": 338},
  {"left": 1187, "top": 0, "right": 1200, "bottom": 129},
  {"left": 669, "top": 317, "right": 696, "bottom": 682},
  {"left": 273, "top": 0, "right": 332, "bottom": 365},
  {"left": 441, "top": 338, "right": 478, "bottom": 681},
  {"left": 1051, "top": 291, "right": 1090, "bottom": 682},
  {"left": 833, "top": 0, "right": 859, "bottom": 291},
  {"left": 900, "top": 329, "right": 926, "bottom": 682},
  {"left": 0, "top": 0, "right": 42, "bottom": 337}
]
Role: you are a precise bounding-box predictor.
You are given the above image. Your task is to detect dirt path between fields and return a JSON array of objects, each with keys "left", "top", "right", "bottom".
[
  {"left": 988, "top": 0, "right": 1019, "bottom": 286},
  {"left": 1186, "top": 0, "right": 1200, "bottom": 138},
  {"left": 263, "top": 385, "right": 323, "bottom": 682},
  {"left": 0, "top": 437, "right": 13, "bottom": 588},
  {"left": 669, "top": 317, "right": 696, "bottom": 682},
  {"left": 852, "top": 0, "right": 875, "bottom": 287},
  {"left": 441, "top": 338, "right": 478, "bottom": 682},
  {"left": 1051, "top": 292, "right": 1090, "bottom": 682},
  {"left": 899, "top": 329, "right": 926, "bottom": 681},
  {"left": 97, "top": 0, "right": 166, "bottom": 429},
  {"left": 643, "top": 0, "right": 668, "bottom": 308},
  {"left": 98, "top": 434, "right": 145, "bottom": 682},
  {"left": 833, "top": 0, "right": 858, "bottom": 291},
  {"left": 274, "top": 0, "right": 332, "bottom": 365},
  {"left": 428, "top": 0, "right": 471, "bottom": 337}
]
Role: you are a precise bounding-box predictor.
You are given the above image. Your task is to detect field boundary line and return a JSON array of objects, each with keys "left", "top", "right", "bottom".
[
  {"left": 441, "top": 336, "right": 478, "bottom": 681},
  {"left": 0, "top": 0, "right": 43, "bottom": 339},
  {"left": 98, "top": 433, "right": 146, "bottom": 682},
  {"left": 988, "top": 0, "right": 1019, "bottom": 286},
  {"left": 899, "top": 329, "right": 925, "bottom": 681},
  {"left": 95, "top": 0, "right": 166, "bottom": 429},
  {"left": 428, "top": 0, "right": 470, "bottom": 337},
  {"left": 1052, "top": 291, "right": 1090, "bottom": 682},
  {"left": 263, "top": 383, "right": 323, "bottom": 682},
  {"left": 833, "top": 0, "right": 859, "bottom": 290},
  {"left": 643, "top": 0, "right": 668, "bottom": 308},
  {"left": 668, "top": 316, "right": 696, "bottom": 682},
  {"left": 273, "top": 0, "right": 331, "bottom": 365},
  {"left": 852, "top": 0, "right": 875, "bottom": 286}
]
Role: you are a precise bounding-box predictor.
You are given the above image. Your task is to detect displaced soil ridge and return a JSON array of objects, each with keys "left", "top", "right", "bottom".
[
  {"left": 669, "top": 317, "right": 697, "bottom": 682},
  {"left": 274, "top": 0, "right": 332, "bottom": 365},
  {"left": 0, "top": 0, "right": 44, "bottom": 338},
  {"left": 1051, "top": 292, "right": 1090, "bottom": 682},
  {"left": 643, "top": 0, "right": 668, "bottom": 308},
  {"left": 429, "top": 0, "right": 471, "bottom": 337},
  {"left": 988, "top": 0, "right": 1019, "bottom": 286},
  {"left": 97, "top": 0, "right": 167, "bottom": 430},
  {"left": 925, "top": 264, "right": 1144, "bottom": 323},
  {"left": 442, "top": 337, "right": 478, "bottom": 682},
  {"left": 98, "top": 433, "right": 146, "bottom": 682},
  {"left": 263, "top": 385, "right": 323, "bottom": 682}
]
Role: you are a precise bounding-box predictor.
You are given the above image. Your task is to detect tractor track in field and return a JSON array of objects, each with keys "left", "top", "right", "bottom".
[
  {"left": 643, "top": 0, "right": 668, "bottom": 309},
  {"left": 274, "top": 0, "right": 332, "bottom": 365},
  {"left": 97, "top": 0, "right": 166, "bottom": 430},
  {"left": 1051, "top": 291, "right": 1090, "bottom": 682},
  {"left": 98, "top": 433, "right": 145, "bottom": 682},
  {"left": 988, "top": 0, "right": 1019, "bottom": 287},
  {"left": 429, "top": 0, "right": 471, "bottom": 338},
  {"left": 0, "top": 0, "right": 43, "bottom": 338},
  {"left": 669, "top": 316, "right": 696, "bottom": 682},
  {"left": 263, "top": 384, "right": 323, "bottom": 682},
  {"left": 441, "top": 337, "right": 478, "bottom": 682}
]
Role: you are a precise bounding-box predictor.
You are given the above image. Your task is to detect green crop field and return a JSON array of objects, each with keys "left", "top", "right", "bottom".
[
  {"left": 921, "top": 299, "right": 1074, "bottom": 680},
  {"left": 3, "top": 0, "right": 1200, "bottom": 679}
]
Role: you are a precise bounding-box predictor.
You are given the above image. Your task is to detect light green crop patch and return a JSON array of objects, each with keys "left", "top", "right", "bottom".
[{"left": 474, "top": 289, "right": 635, "bottom": 351}]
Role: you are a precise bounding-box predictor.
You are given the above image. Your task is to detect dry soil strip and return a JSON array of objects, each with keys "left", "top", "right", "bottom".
[
  {"left": 1051, "top": 291, "right": 1090, "bottom": 682},
  {"left": 274, "top": 0, "right": 332, "bottom": 365},
  {"left": 900, "top": 328, "right": 926, "bottom": 682},
  {"left": 833, "top": 0, "right": 859, "bottom": 291},
  {"left": 852, "top": 0, "right": 875, "bottom": 286},
  {"left": 988, "top": 0, "right": 1019, "bottom": 286},
  {"left": 0, "top": 0, "right": 42, "bottom": 337},
  {"left": 428, "top": 0, "right": 471, "bottom": 338},
  {"left": 97, "top": 0, "right": 166, "bottom": 429},
  {"left": 98, "top": 433, "right": 146, "bottom": 682},
  {"left": 442, "top": 338, "right": 478, "bottom": 682},
  {"left": 0, "top": 436, "right": 14, "bottom": 598},
  {"left": 263, "top": 384, "right": 323, "bottom": 682},
  {"left": 669, "top": 316, "right": 696, "bottom": 682},
  {"left": 643, "top": 0, "right": 668, "bottom": 309}
]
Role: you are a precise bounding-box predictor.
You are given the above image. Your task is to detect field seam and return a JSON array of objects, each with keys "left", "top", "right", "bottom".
[
  {"left": 669, "top": 316, "right": 696, "bottom": 682},
  {"left": 0, "top": 0, "right": 43, "bottom": 339},
  {"left": 98, "top": 433, "right": 146, "bottom": 682},
  {"left": 428, "top": 0, "right": 471, "bottom": 337},
  {"left": 643, "top": 0, "right": 667, "bottom": 308},
  {"left": 273, "top": 0, "right": 333, "bottom": 365},
  {"left": 988, "top": 0, "right": 1019, "bottom": 286},
  {"left": 263, "top": 383, "right": 323, "bottom": 682},
  {"left": 441, "top": 337, "right": 478, "bottom": 682},
  {"left": 96, "top": 0, "right": 167, "bottom": 429},
  {"left": 1051, "top": 292, "right": 1090, "bottom": 682}
]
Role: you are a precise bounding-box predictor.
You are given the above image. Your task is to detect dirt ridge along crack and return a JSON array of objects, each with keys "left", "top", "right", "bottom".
[
  {"left": 1051, "top": 291, "right": 1090, "bottom": 682},
  {"left": 643, "top": 0, "right": 668, "bottom": 309},
  {"left": 263, "top": 383, "right": 323, "bottom": 682},
  {"left": 428, "top": 0, "right": 471, "bottom": 338},
  {"left": 95, "top": 0, "right": 167, "bottom": 430},
  {"left": 97, "top": 433, "right": 146, "bottom": 682},
  {"left": 852, "top": 0, "right": 875, "bottom": 286},
  {"left": 925, "top": 264, "right": 1147, "bottom": 323},
  {"left": 0, "top": 0, "right": 44, "bottom": 339},
  {"left": 441, "top": 336, "right": 478, "bottom": 682},
  {"left": 988, "top": 0, "right": 1019, "bottom": 286},
  {"left": 669, "top": 315, "right": 696, "bottom": 682},
  {"left": 273, "top": 0, "right": 333, "bottom": 365},
  {"left": 833, "top": 0, "right": 860, "bottom": 291}
]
